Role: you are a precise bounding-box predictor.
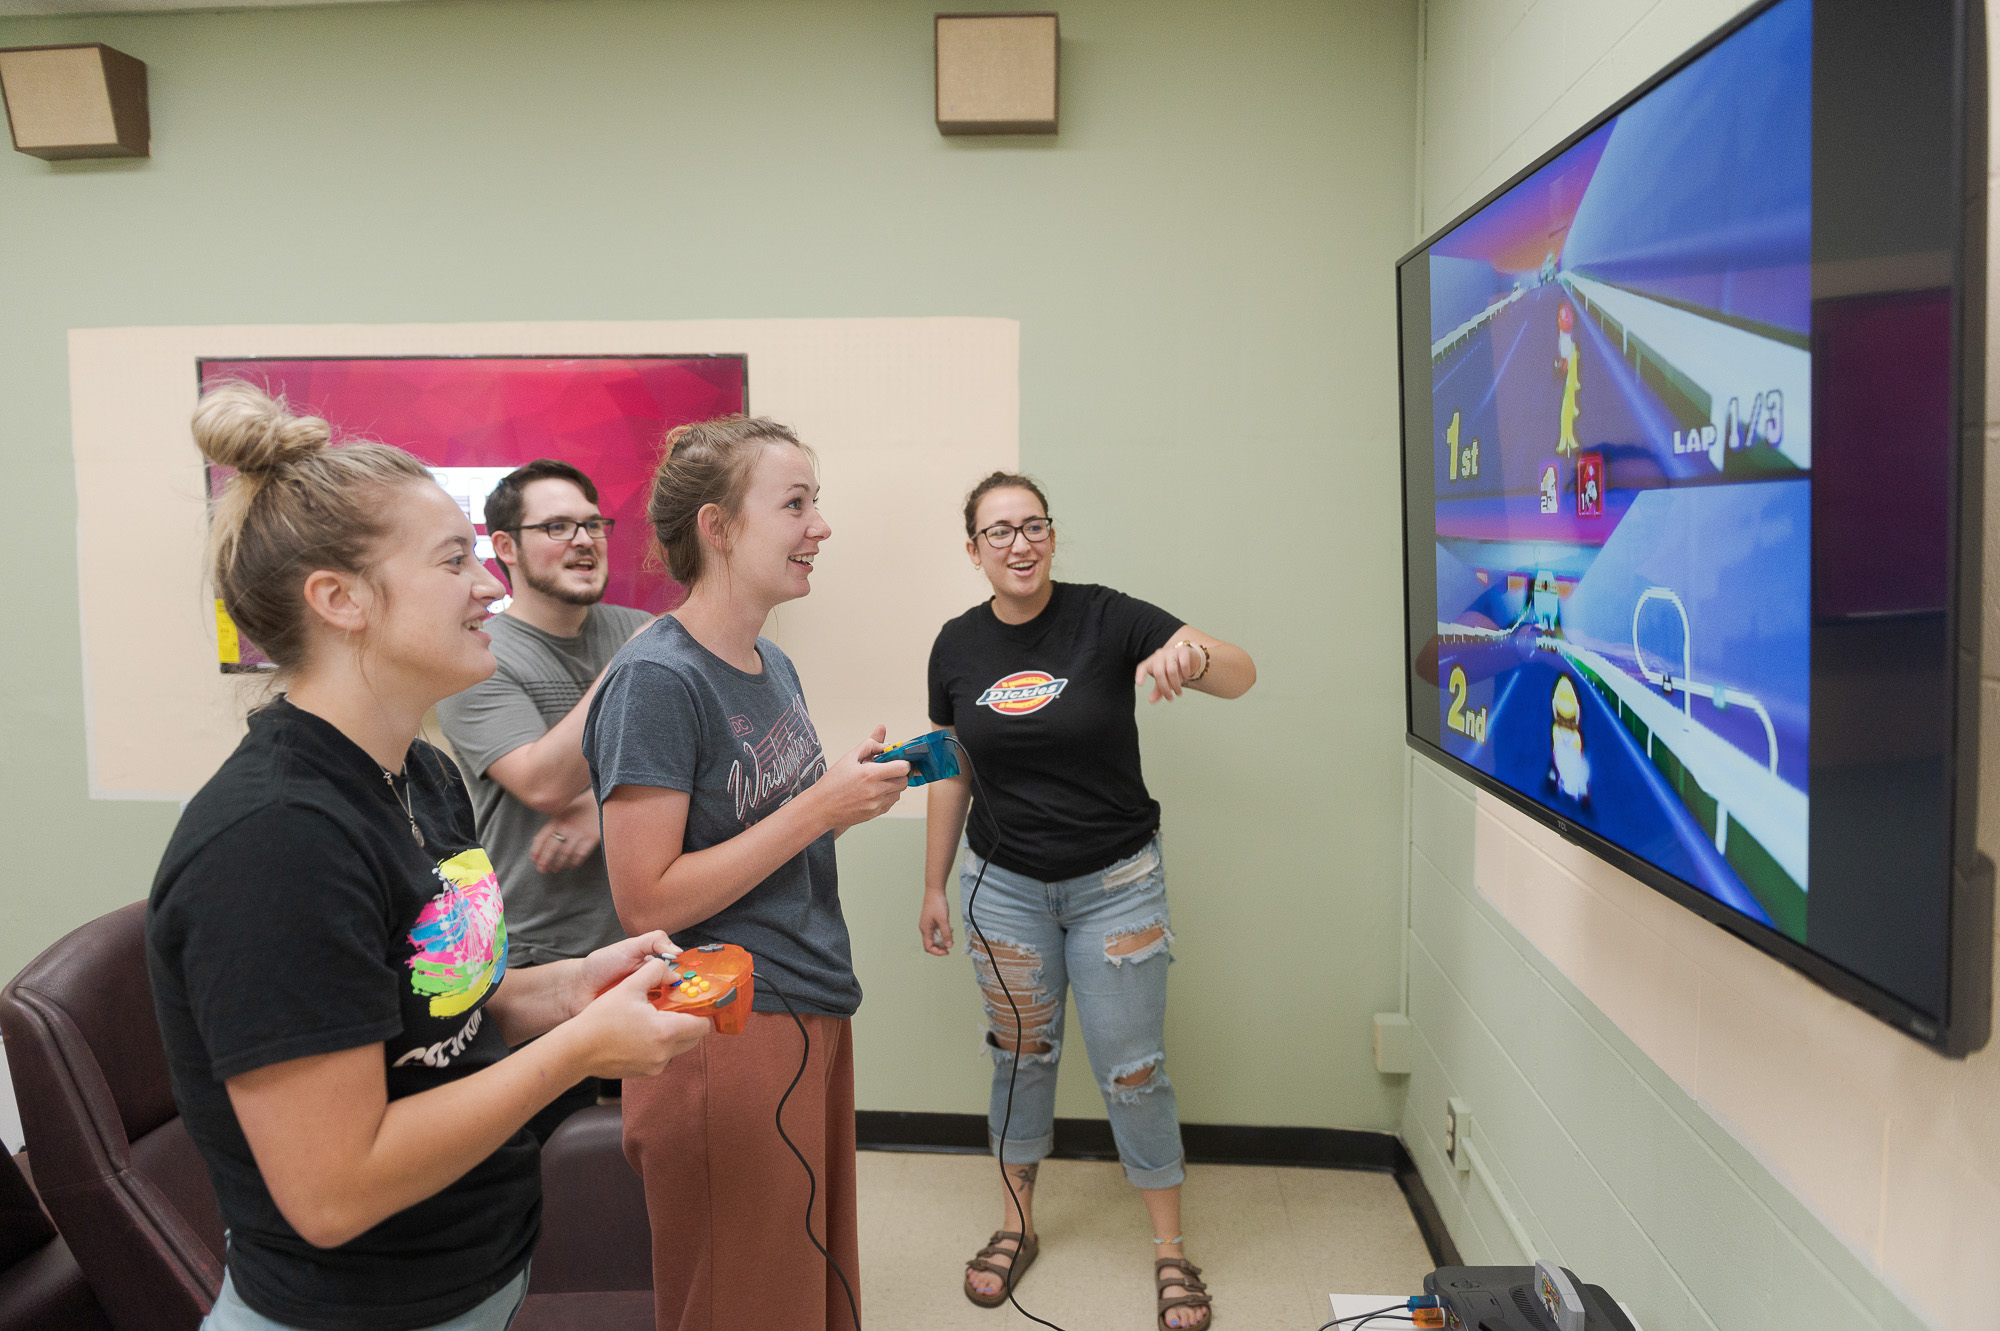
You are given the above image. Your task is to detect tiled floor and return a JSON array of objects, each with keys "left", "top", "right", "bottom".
[{"left": 856, "top": 1150, "right": 1435, "bottom": 1331}]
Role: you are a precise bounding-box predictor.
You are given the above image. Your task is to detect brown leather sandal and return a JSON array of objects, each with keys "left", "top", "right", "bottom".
[
  {"left": 963, "top": 1230, "right": 1039, "bottom": 1308},
  {"left": 1155, "top": 1255, "right": 1214, "bottom": 1329}
]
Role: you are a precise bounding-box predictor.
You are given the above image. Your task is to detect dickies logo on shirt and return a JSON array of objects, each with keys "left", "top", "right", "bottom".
[{"left": 976, "top": 670, "right": 1069, "bottom": 716}]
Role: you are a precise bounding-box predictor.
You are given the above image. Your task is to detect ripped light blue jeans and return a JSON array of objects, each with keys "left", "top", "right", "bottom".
[{"left": 958, "top": 835, "right": 1185, "bottom": 1189}]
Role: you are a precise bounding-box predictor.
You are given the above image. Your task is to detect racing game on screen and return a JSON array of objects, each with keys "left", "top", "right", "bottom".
[{"left": 1423, "top": 0, "right": 1810, "bottom": 939}]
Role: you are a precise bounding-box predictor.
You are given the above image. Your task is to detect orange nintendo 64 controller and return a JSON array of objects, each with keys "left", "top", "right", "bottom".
[{"left": 645, "top": 943, "right": 754, "bottom": 1034}]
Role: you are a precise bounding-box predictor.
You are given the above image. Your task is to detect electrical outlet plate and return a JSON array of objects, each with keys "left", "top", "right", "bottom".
[{"left": 1446, "top": 1097, "right": 1471, "bottom": 1173}]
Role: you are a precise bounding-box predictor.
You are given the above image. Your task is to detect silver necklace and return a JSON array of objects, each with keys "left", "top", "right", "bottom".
[{"left": 381, "top": 766, "right": 425, "bottom": 848}]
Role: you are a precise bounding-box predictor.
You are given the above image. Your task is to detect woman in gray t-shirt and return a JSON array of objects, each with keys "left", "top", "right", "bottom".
[{"left": 583, "top": 415, "right": 909, "bottom": 1331}]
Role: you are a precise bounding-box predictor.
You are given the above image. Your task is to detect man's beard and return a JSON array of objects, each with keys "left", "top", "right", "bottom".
[{"left": 520, "top": 559, "right": 606, "bottom": 606}]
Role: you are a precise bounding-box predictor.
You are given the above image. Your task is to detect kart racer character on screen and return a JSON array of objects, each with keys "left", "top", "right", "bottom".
[
  {"left": 1555, "top": 302, "right": 1582, "bottom": 458},
  {"left": 1420, "top": 0, "right": 1814, "bottom": 944},
  {"left": 1549, "top": 675, "right": 1589, "bottom": 805}
]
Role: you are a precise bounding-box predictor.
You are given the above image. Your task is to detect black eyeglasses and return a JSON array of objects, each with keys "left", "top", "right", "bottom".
[
  {"left": 511, "top": 517, "right": 616, "bottom": 541},
  {"left": 977, "top": 518, "right": 1054, "bottom": 548}
]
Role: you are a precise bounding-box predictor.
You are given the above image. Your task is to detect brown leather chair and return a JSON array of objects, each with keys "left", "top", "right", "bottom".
[
  {"left": 0, "top": 1148, "right": 110, "bottom": 1331},
  {"left": 530, "top": 1104, "right": 652, "bottom": 1295},
  {"left": 2, "top": 902, "right": 653, "bottom": 1331}
]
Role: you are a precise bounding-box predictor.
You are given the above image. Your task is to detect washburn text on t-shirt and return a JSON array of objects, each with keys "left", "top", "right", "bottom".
[{"left": 727, "top": 696, "right": 827, "bottom": 825}]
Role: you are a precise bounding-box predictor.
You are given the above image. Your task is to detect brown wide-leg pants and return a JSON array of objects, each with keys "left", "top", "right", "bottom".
[{"left": 624, "top": 1010, "right": 859, "bottom": 1331}]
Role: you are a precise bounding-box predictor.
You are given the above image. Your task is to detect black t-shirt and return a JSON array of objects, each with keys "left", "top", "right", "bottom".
[
  {"left": 146, "top": 698, "right": 539, "bottom": 1331},
  {"left": 928, "top": 582, "right": 1184, "bottom": 881}
]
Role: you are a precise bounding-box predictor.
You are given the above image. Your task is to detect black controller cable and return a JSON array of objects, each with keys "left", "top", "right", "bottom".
[
  {"left": 647, "top": 951, "right": 865, "bottom": 1331},
  {"left": 1315, "top": 1309, "right": 1415, "bottom": 1329},
  {"left": 948, "top": 735, "right": 1344, "bottom": 1327},
  {"left": 941, "top": 734, "right": 1072, "bottom": 1331},
  {"left": 697, "top": 873, "right": 1404, "bottom": 1331},
  {"left": 754, "top": 967, "right": 865, "bottom": 1331}
]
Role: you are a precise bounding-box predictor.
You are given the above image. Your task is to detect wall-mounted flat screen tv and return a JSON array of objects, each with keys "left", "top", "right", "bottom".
[{"left": 1397, "top": 0, "right": 1993, "bottom": 1053}]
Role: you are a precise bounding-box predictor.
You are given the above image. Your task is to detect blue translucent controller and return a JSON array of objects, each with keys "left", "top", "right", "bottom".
[{"left": 875, "top": 730, "right": 961, "bottom": 786}]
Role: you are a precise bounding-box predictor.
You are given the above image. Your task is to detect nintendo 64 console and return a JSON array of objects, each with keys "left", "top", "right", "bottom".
[{"left": 1424, "top": 1262, "right": 1635, "bottom": 1331}]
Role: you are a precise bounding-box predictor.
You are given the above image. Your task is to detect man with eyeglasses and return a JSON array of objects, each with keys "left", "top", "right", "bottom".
[{"left": 435, "top": 459, "right": 652, "bottom": 1139}]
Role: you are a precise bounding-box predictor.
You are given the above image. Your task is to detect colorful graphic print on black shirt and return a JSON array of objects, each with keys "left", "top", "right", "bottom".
[
  {"left": 929, "top": 582, "right": 1185, "bottom": 882},
  {"left": 146, "top": 699, "right": 539, "bottom": 1331}
]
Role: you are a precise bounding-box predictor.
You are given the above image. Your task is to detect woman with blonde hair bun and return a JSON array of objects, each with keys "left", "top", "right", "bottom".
[{"left": 147, "top": 381, "right": 710, "bottom": 1331}]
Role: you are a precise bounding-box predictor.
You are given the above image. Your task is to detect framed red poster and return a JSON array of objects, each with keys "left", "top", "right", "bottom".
[{"left": 200, "top": 355, "right": 747, "bottom": 669}]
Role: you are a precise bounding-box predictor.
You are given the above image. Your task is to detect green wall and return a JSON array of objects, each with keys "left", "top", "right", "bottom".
[
  {"left": 1404, "top": 761, "right": 1930, "bottom": 1331},
  {"left": 0, "top": 0, "right": 1419, "bottom": 1129}
]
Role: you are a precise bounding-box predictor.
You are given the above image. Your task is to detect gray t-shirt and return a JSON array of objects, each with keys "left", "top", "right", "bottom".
[
  {"left": 582, "top": 616, "right": 860, "bottom": 1018},
  {"left": 435, "top": 604, "right": 650, "bottom": 967}
]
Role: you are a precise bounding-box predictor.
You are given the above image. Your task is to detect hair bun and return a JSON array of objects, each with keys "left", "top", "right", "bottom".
[{"left": 191, "top": 381, "right": 331, "bottom": 475}]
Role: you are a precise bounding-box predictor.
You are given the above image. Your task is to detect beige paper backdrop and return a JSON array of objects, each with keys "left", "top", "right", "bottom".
[{"left": 70, "top": 318, "right": 1019, "bottom": 806}]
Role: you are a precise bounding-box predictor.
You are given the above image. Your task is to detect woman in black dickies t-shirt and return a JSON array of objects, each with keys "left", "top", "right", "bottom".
[{"left": 919, "top": 473, "right": 1254, "bottom": 1330}]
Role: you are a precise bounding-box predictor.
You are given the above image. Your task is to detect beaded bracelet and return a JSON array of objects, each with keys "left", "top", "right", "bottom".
[{"left": 1178, "top": 640, "right": 1211, "bottom": 683}]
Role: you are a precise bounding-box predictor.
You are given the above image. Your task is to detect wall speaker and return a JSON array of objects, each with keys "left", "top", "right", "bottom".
[
  {"left": 935, "top": 13, "right": 1058, "bottom": 136},
  {"left": 0, "top": 44, "right": 149, "bottom": 160}
]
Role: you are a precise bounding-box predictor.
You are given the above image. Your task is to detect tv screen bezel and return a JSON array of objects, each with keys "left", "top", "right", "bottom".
[{"left": 1395, "top": 0, "right": 1992, "bottom": 1056}]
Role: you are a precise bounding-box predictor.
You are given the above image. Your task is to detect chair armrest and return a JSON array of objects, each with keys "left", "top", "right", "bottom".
[
  {"left": 530, "top": 1103, "right": 651, "bottom": 1294},
  {"left": 0, "top": 1235, "right": 113, "bottom": 1331}
]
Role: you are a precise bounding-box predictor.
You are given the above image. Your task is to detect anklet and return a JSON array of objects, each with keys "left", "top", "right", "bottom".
[{"left": 1152, "top": 1235, "right": 1184, "bottom": 1246}]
